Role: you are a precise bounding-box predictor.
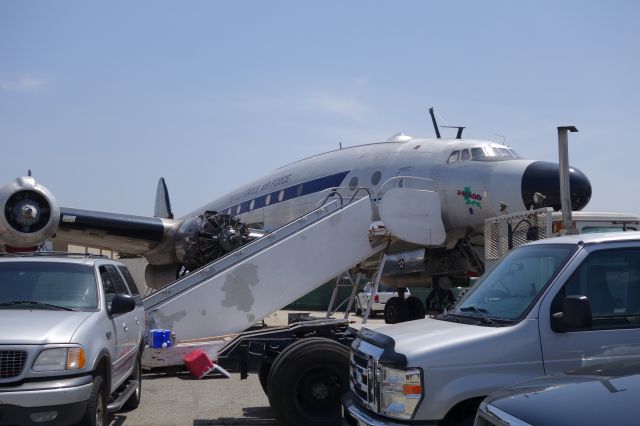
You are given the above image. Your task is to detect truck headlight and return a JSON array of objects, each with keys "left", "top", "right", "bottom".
[
  {"left": 378, "top": 365, "right": 422, "bottom": 420},
  {"left": 33, "top": 347, "right": 85, "bottom": 371}
]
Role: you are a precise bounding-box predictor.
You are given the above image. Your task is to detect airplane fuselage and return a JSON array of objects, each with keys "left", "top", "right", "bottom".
[{"left": 188, "top": 138, "right": 566, "bottom": 247}]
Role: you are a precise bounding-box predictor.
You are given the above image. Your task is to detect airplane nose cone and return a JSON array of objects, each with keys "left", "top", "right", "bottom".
[{"left": 521, "top": 161, "right": 592, "bottom": 211}]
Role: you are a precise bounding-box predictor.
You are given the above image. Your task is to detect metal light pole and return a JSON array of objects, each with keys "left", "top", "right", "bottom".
[{"left": 558, "top": 126, "right": 578, "bottom": 234}]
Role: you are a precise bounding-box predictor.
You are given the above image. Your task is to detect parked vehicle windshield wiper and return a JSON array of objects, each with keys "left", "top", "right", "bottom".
[
  {"left": 459, "top": 306, "right": 494, "bottom": 325},
  {"left": 0, "top": 300, "right": 76, "bottom": 311}
]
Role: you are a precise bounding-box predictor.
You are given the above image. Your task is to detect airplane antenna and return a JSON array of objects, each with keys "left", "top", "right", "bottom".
[
  {"left": 339, "top": 142, "right": 343, "bottom": 149},
  {"left": 441, "top": 126, "right": 466, "bottom": 139},
  {"left": 428, "top": 107, "right": 441, "bottom": 139},
  {"left": 27, "top": 169, "right": 32, "bottom": 177}
]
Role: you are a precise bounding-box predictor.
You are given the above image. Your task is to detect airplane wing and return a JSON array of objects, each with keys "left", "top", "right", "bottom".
[{"left": 54, "top": 207, "right": 172, "bottom": 256}]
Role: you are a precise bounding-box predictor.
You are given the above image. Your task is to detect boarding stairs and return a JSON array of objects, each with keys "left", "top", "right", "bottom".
[{"left": 143, "top": 196, "right": 379, "bottom": 342}]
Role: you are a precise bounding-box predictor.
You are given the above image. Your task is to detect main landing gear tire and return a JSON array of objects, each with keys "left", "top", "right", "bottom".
[
  {"left": 81, "top": 375, "right": 107, "bottom": 426},
  {"left": 267, "top": 337, "right": 349, "bottom": 426},
  {"left": 406, "top": 296, "right": 426, "bottom": 320},
  {"left": 384, "top": 297, "right": 407, "bottom": 324}
]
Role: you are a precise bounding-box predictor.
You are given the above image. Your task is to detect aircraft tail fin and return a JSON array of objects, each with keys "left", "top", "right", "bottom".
[{"left": 154, "top": 177, "right": 174, "bottom": 219}]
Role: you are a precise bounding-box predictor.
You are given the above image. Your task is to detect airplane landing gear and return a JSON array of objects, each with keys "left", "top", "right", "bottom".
[{"left": 384, "top": 289, "right": 425, "bottom": 324}]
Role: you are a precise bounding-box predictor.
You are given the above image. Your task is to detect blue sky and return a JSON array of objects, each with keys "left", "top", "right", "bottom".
[{"left": 1, "top": 1, "right": 639, "bottom": 216}]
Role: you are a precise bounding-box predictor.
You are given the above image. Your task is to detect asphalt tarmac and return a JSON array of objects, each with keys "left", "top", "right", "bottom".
[{"left": 110, "top": 310, "right": 387, "bottom": 425}]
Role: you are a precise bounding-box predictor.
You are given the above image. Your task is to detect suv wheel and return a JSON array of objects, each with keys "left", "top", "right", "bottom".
[
  {"left": 82, "top": 375, "right": 107, "bottom": 426},
  {"left": 123, "top": 355, "right": 142, "bottom": 410}
]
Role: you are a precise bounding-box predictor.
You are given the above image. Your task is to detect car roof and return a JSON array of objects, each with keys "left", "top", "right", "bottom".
[
  {"left": 0, "top": 252, "right": 122, "bottom": 267},
  {"left": 525, "top": 230, "right": 640, "bottom": 247}
]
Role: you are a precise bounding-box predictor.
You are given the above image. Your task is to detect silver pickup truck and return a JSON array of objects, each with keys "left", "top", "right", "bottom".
[
  {"left": 0, "top": 253, "right": 145, "bottom": 426},
  {"left": 343, "top": 231, "right": 640, "bottom": 425}
]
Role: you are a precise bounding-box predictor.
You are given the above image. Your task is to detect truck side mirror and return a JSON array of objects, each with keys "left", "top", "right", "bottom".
[
  {"left": 110, "top": 294, "right": 136, "bottom": 316},
  {"left": 552, "top": 295, "right": 593, "bottom": 332}
]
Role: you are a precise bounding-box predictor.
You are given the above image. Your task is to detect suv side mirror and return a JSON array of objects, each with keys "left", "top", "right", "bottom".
[
  {"left": 110, "top": 294, "right": 136, "bottom": 316},
  {"left": 552, "top": 295, "right": 593, "bottom": 332}
]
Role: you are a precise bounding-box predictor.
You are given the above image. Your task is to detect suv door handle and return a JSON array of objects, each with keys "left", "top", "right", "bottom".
[{"left": 122, "top": 322, "right": 128, "bottom": 332}]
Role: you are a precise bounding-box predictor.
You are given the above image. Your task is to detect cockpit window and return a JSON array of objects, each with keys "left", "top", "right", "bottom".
[
  {"left": 471, "top": 146, "right": 520, "bottom": 161},
  {"left": 447, "top": 151, "right": 460, "bottom": 164},
  {"left": 471, "top": 148, "right": 485, "bottom": 159},
  {"left": 461, "top": 149, "right": 471, "bottom": 161}
]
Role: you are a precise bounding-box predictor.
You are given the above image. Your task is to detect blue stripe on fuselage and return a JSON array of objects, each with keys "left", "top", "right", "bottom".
[{"left": 223, "top": 171, "right": 350, "bottom": 215}]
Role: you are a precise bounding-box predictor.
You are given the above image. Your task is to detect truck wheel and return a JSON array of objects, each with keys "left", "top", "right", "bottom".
[
  {"left": 406, "top": 296, "right": 426, "bottom": 320},
  {"left": 122, "top": 356, "right": 142, "bottom": 410},
  {"left": 267, "top": 337, "right": 349, "bottom": 426},
  {"left": 258, "top": 358, "right": 273, "bottom": 395},
  {"left": 82, "top": 375, "right": 107, "bottom": 426},
  {"left": 384, "top": 297, "right": 407, "bottom": 324}
]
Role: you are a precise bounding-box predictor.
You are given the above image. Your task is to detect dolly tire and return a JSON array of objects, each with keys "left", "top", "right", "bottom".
[{"left": 267, "top": 337, "right": 349, "bottom": 426}]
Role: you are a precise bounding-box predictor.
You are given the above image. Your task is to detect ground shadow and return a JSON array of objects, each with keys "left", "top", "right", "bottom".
[{"left": 193, "top": 406, "right": 278, "bottom": 425}]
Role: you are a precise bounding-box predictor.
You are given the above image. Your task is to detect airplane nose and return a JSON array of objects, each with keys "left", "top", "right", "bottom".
[{"left": 521, "top": 161, "right": 592, "bottom": 211}]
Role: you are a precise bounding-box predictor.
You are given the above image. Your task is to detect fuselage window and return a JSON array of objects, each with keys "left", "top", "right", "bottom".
[
  {"left": 349, "top": 177, "right": 359, "bottom": 190},
  {"left": 249, "top": 199, "right": 255, "bottom": 211},
  {"left": 461, "top": 149, "right": 471, "bottom": 161},
  {"left": 265, "top": 194, "right": 271, "bottom": 206},
  {"left": 447, "top": 151, "right": 460, "bottom": 164},
  {"left": 296, "top": 184, "right": 304, "bottom": 197},
  {"left": 278, "top": 190, "right": 285, "bottom": 202},
  {"left": 236, "top": 205, "right": 241, "bottom": 214},
  {"left": 371, "top": 171, "right": 382, "bottom": 186}
]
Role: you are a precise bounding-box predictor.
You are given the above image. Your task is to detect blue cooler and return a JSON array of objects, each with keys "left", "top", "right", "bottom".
[{"left": 148, "top": 329, "right": 172, "bottom": 348}]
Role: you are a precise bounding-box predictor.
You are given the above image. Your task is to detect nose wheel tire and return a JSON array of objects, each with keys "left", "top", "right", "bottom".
[
  {"left": 406, "top": 296, "right": 426, "bottom": 320},
  {"left": 384, "top": 297, "right": 408, "bottom": 324},
  {"left": 266, "top": 337, "right": 349, "bottom": 426}
]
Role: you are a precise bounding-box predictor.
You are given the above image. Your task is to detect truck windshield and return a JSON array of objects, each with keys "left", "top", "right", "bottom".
[
  {"left": 0, "top": 262, "right": 98, "bottom": 311},
  {"left": 453, "top": 244, "right": 576, "bottom": 321}
]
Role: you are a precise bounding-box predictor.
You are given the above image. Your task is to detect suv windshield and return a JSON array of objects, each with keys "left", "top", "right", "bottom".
[
  {"left": 0, "top": 262, "right": 98, "bottom": 310},
  {"left": 453, "top": 244, "right": 576, "bottom": 321}
]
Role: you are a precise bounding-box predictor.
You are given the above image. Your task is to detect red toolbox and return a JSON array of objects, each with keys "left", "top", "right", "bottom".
[{"left": 183, "top": 349, "right": 214, "bottom": 379}]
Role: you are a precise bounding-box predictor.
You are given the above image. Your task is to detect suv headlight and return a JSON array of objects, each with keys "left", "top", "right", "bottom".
[
  {"left": 378, "top": 365, "right": 422, "bottom": 420},
  {"left": 33, "top": 347, "right": 85, "bottom": 372}
]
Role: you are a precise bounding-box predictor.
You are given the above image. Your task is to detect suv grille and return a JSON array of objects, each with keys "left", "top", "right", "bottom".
[{"left": 0, "top": 350, "right": 27, "bottom": 378}]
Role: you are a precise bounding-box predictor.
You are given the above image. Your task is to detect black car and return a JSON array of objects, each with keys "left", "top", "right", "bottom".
[{"left": 475, "top": 359, "right": 640, "bottom": 426}]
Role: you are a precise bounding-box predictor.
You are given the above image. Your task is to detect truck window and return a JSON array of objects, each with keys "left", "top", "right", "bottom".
[
  {"left": 553, "top": 248, "right": 640, "bottom": 329},
  {"left": 118, "top": 265, "right": 140, "bottom": 296},
  {"left": 454, "top": 244, "right": 575, "bottom": 321},
  {"left": 100, "top": 264, "right": 130, "bottom": 307}
]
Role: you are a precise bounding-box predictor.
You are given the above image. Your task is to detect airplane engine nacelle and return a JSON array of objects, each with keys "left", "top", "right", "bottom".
[
  {"left": 145, "top": 263, "right": 180, "bottom": 290},
  {"left": 382, "top": 248, "right": 427, "bottom": 275},
  {"left": 174, "top": 211, "right": 251, "bottom": 270},
  {"left": 0, "top": 176, "right": 60, "bottom": 251}
]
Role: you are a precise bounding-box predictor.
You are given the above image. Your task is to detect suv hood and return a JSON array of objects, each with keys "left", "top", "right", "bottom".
[{"left": 0, "top": 310, "right": 94, "bottom": 344}]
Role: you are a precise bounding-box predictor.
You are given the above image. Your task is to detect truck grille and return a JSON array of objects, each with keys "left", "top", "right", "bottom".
[
  {"left": 350, "top": 348, "right": 379, "bottom": 412},
  {"left": 0, "top": 350, "right": 27, "bottom": 379}
]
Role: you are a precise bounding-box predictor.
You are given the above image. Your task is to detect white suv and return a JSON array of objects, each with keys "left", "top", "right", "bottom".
[{"left": 0, "top": 253, "right": 145, "bottom": 425}]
